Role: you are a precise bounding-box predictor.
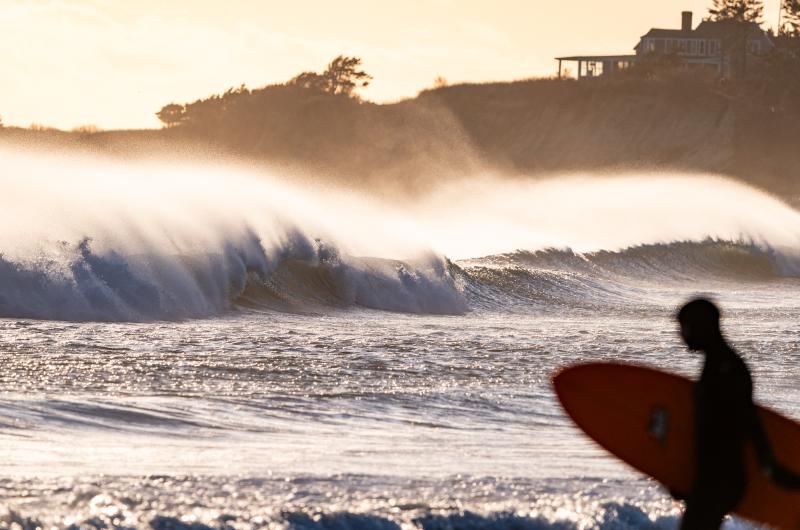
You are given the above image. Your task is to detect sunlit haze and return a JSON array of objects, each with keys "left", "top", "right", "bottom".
[{"left": 1, "top": 0, "right": 781, "bottom": 130}]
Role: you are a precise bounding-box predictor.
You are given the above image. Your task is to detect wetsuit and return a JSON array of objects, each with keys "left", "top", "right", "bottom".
[{"left": 681, "top": 343, "right": 751, "bottom": 530}]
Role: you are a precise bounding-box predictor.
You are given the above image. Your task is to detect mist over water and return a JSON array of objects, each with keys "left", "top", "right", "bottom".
[
  {"left": 2, "top": 148, "right": 800, "bottom": 321},
  {"left": 416, "top": 176, "right": 800, "bottom": 258}
]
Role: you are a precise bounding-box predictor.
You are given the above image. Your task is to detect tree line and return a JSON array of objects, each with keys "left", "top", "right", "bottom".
[
  {"left": 707, "top": 0, "right": 798, "bottom": 31},
  {"left": 781, "top": 0, "right": 800, "bottom": 35},
  {"left": 156, "top": 55, "right": 371, "bottom": 128}
]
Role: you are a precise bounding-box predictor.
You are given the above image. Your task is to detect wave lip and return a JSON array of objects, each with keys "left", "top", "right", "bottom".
[
  {"left": 0, "top": 234, "right": 468, "bottom": 322},
  {"left": 238, "top": 246, "right": 468, "bottom": 316},
  {"left": 0, "top": 235, "right": 262, "bottom": 322}
]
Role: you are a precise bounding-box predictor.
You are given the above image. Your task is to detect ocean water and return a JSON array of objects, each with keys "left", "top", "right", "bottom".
[{"left": 1, "top": 149, "right": 799, "bottom": 529}]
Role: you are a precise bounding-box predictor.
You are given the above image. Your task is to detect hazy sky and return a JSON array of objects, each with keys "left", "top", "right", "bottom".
[{"left": 1, "top": 0, "right": 782, "bottom": 130}]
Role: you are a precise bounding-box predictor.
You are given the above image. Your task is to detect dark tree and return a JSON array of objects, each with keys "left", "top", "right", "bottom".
[
  {"left": 181, "top": 84, "right": 249, "bottom": 127},
  {"left": 708, "top": 0, "right": 764, "bottom": 22},
  {"left": 288, "top": 71, "right": 328, "bottom": 92},
  {"left": 782, "top": 0, "right": 800, "bottom": 36},
  {"left": 222, "top": 83, "right": 250, "bottom": 99},
  {"left": 289, "top": 55, "right": 372, "bottom": 97},
  {"left": 323, "top": 56, "right": 372, "bottom": 96},
  {"left": 156, "top": 103, "right": 186, "bottom": 128},
  {"left": 707, "top": 0, "right": 766, "bottom": 78}
]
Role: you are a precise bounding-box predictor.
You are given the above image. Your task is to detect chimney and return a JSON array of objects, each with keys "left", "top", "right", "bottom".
[{"left": 682, "top": 11, "right": 693, "bottom": 31}]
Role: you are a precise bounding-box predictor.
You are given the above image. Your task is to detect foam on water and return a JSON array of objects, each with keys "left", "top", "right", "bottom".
[{"left": 0, "top": 475, "right": 687, "bottom": 530}]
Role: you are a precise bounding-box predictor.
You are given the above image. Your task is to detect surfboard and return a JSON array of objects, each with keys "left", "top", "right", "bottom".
[{"left": 552, "top": 362, "right": 800, "bottom": 529}]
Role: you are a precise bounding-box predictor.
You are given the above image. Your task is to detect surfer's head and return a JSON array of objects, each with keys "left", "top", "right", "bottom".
[{"left": 677, "top": 298, "right": 721, "bottom": 351}]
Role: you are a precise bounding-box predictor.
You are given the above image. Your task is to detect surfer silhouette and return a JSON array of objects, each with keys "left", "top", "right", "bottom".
[{"left": 676, "top": 298, "right": 800, "bottom": 530}]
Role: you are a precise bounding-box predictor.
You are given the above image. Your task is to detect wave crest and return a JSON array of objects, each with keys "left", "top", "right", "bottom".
[{"left": 0, "top": 235, "right": 468, "bottom": 321}]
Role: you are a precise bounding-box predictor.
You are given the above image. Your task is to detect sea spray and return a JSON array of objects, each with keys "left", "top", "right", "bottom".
[{"left": 2, "top": 148, "right": 800, "bottom": 320}]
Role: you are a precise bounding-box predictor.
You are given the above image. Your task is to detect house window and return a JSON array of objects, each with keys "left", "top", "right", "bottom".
[
  {"left": 586, "top": 62, "right": 603, "bottom": 77},
  {"left": 749, "top": 41, "right": 761, "bottom": 54},
  {"left": 699, "top": 41, "right": 706, "bottom": 55},
  {"left": 648, "top": 40, "right": 656, "bottom": 53}
]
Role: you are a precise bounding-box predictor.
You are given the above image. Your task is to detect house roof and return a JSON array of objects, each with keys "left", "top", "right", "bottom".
[
  {"left": 639, "top": 20, "right": 767, "bottom": 40},
  {"left": 555, "top": 55, "right": 638, "bottom": 62},
  {"left": 640, "top": 28, "right": 691, "bottom": 39},
  {"left": 693, "top": 20, "right": 768, "bottom": 37}
]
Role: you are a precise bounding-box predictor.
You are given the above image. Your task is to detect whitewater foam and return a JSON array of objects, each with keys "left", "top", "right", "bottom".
[{"left": 0, "top": 150, "right": 470, "bottom": 320}]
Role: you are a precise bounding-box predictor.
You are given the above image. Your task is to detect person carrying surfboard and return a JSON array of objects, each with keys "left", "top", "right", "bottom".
[{"left": 676, "top": 298, "right": 800, "bottom": 530}]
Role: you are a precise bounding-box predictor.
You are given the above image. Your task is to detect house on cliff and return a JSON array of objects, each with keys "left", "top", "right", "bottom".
[{"left": 556, "top": 11, "right": 774, "bottom": 79}]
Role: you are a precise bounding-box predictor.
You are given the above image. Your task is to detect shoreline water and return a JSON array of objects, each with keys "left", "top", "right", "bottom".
[{"left": 0, "top": 474, "right": 683, "bottom": 530}]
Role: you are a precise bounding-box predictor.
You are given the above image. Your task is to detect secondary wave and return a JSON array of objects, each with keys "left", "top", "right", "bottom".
[{"left": 457, "top": 240, "right": 799, "bottom": 313}]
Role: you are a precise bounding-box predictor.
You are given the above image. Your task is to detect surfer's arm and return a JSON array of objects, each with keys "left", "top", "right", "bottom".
[{"left": 749, "top": 403, "right": 800, "bottom": 489}]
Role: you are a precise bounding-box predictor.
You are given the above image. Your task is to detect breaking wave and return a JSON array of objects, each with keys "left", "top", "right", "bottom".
[
  {"left": 3, "top": 148, "right": 800, "bottom": 321},
  {"left": 0, "top": 148, "right": 472, "bottom": 321},
  {"left": 2, "top": 237, "right": 795, "bottom": 323},
  {"left": 0, "top": 235, "right": 467, "bottom": 321}
]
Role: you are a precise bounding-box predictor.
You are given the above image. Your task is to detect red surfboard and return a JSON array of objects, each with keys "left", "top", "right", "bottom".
[{"left": 552, "top": 362, "right": 800, "bottom": 529}]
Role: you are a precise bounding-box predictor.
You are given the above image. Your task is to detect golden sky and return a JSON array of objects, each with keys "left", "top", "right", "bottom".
[{"left": 1, "top": 0, "right": 782, "bottom": 130}]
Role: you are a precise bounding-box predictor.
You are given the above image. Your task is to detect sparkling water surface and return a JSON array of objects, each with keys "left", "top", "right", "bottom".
[{"left": 1, "top": 283, "right": 799, "bottom": 529}]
